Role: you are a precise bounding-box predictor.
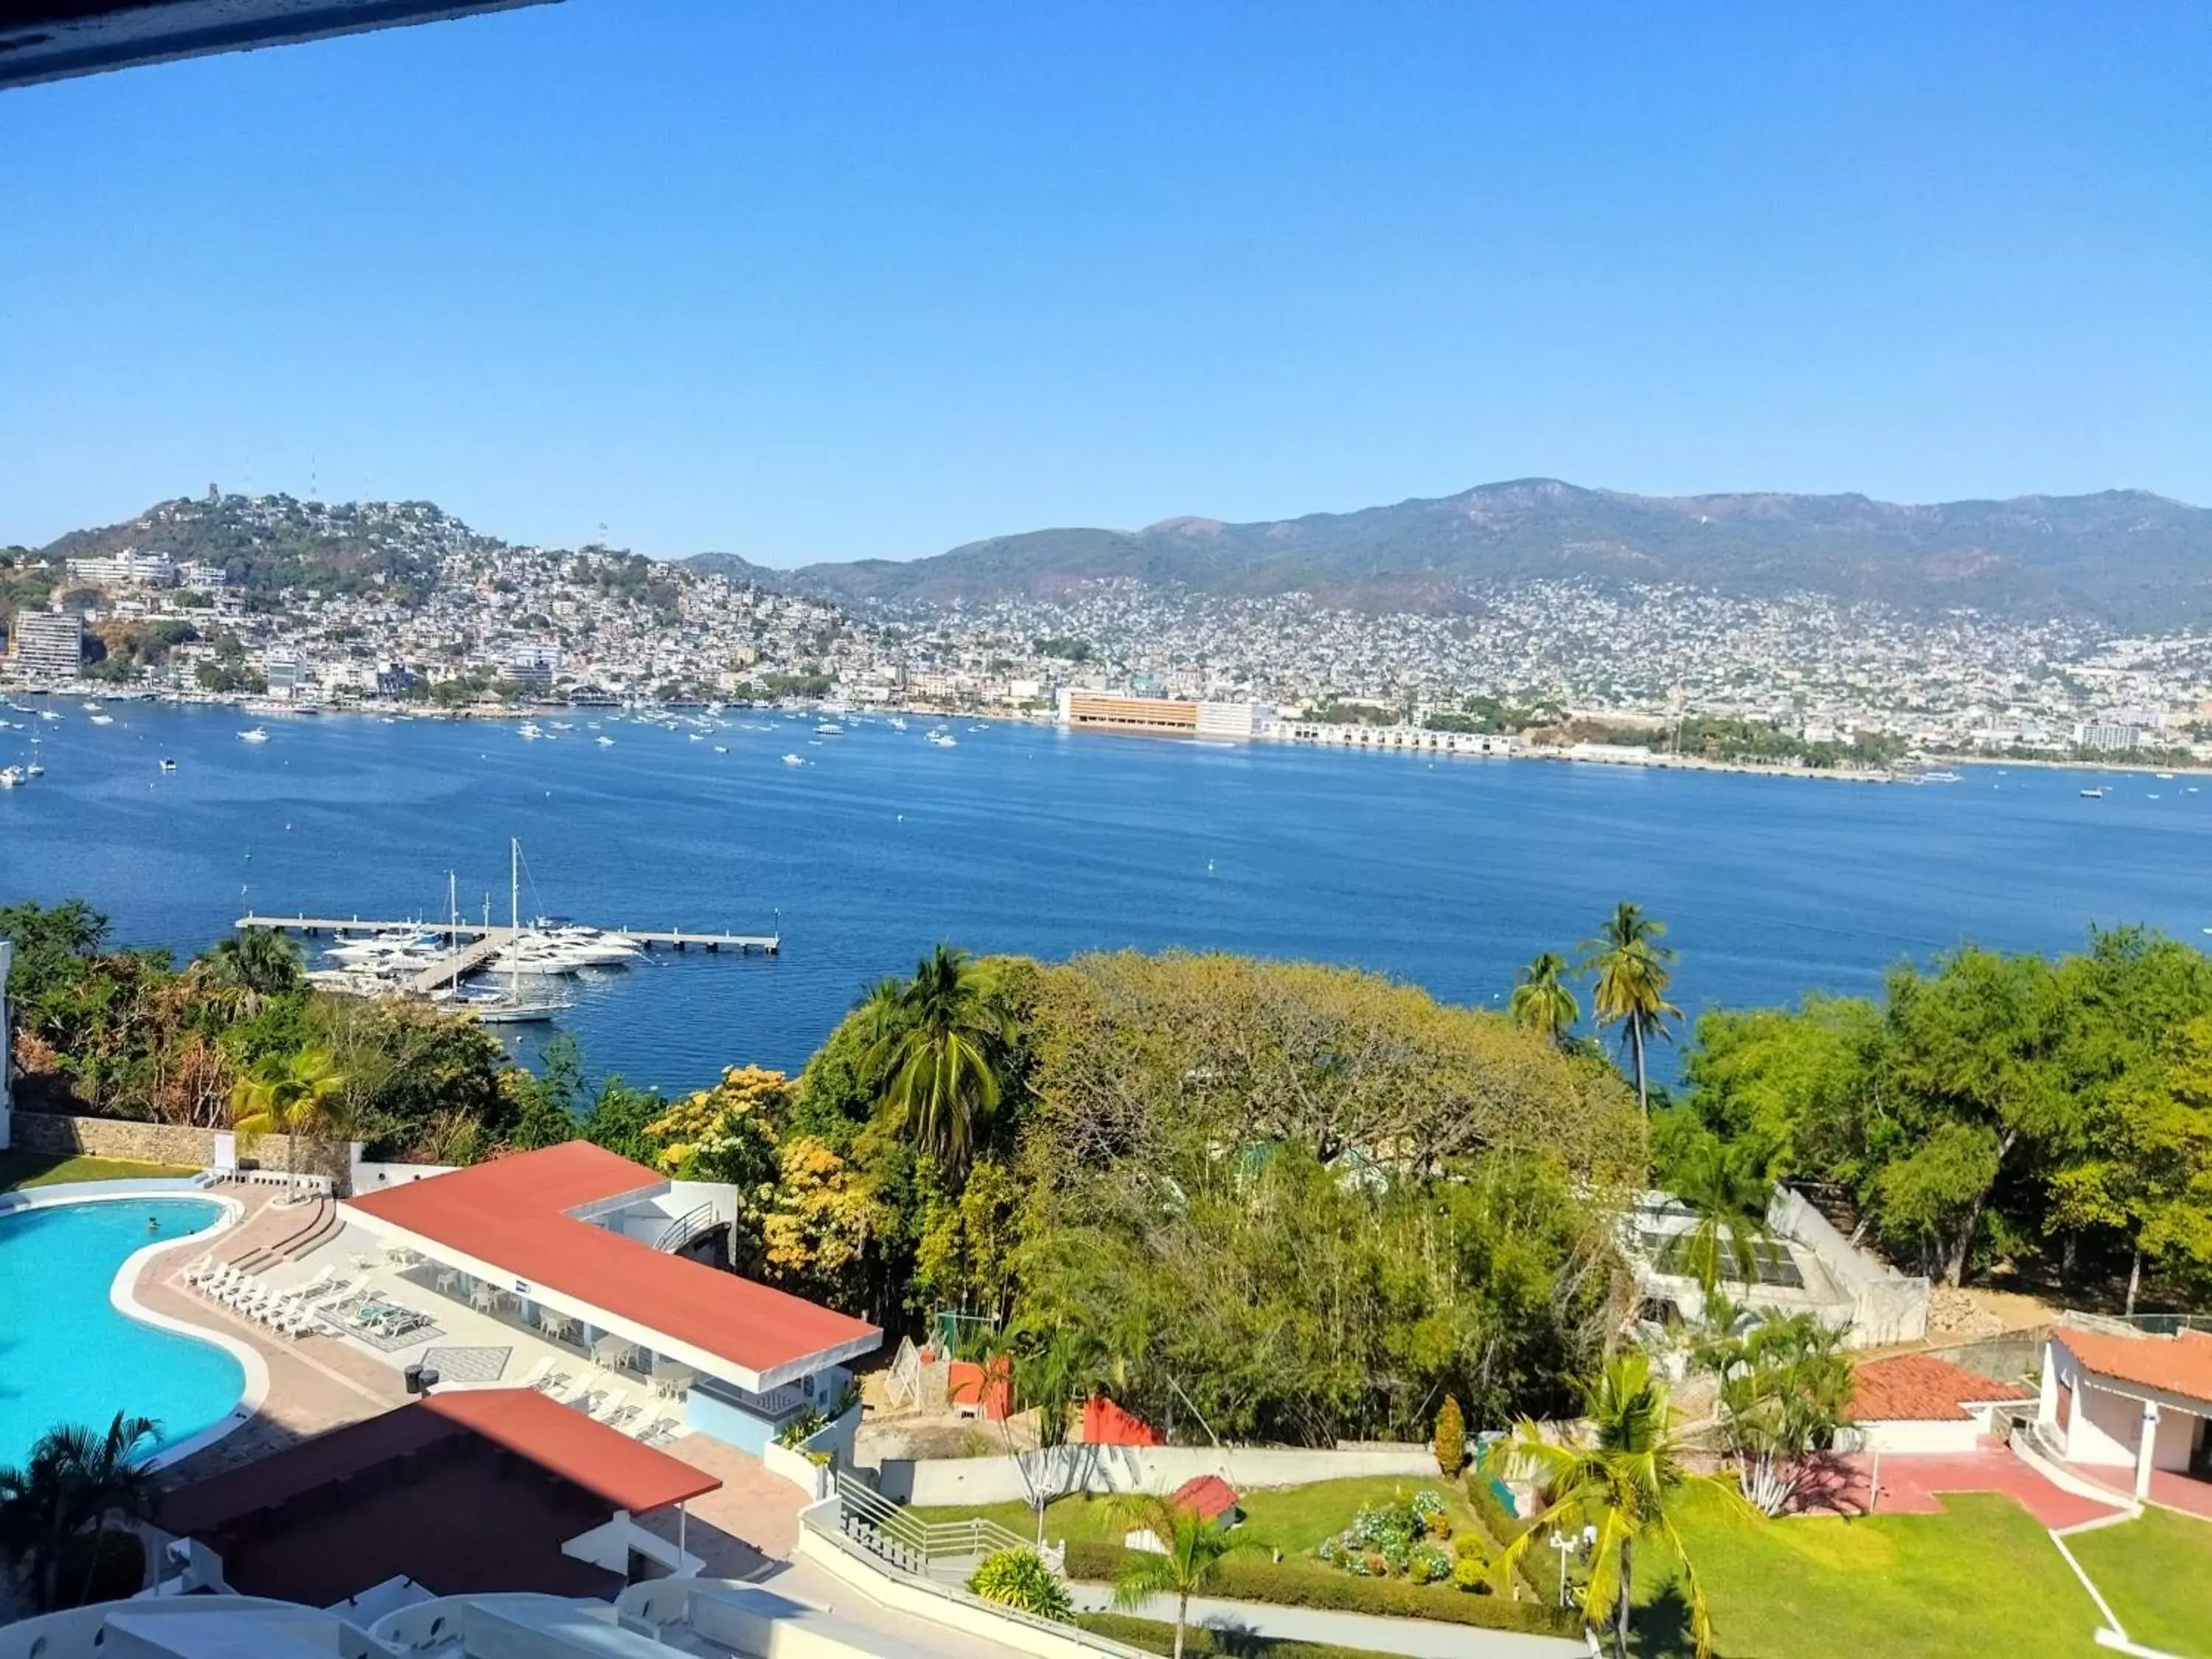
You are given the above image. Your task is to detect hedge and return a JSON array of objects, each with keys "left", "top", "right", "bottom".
[
  {"left": 1464, "top": 1454, "right": 1547, "bottom": 1604},
  {"left": 1076, "top": 1611, "right": 1407, "bottom": 1659},
  {"left": 1062, "top": 1541, "right": 1583, "bottom": 1640}
]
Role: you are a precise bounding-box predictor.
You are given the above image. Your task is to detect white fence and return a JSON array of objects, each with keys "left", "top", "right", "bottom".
[{"left": 874, "top": 1439, "right": 1440, "bottom": 1506}]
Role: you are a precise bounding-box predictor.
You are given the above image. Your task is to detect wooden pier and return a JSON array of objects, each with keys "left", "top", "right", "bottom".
[{"left": 234, "top": 912, "right": 781, "bottom": 997}]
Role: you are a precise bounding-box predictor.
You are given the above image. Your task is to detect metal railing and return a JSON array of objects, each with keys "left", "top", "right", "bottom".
[
  {"left": 830, "top": 1471, "right": 1047, "bottom": 1578},
  {"left": 653, "top": 1200, "right": 720, "bottom": 1253}
]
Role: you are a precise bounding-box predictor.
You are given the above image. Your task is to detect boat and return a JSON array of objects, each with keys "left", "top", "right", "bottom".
[
  {"left": 594, "top": 735, "right": 616, "bottom": 747},
  {"left": 1917, "top": 769, "right": 1961, "bottom": 784},
  {"left": 159, "top": 758, "right": 177, "bottom": 772},
  {"left": 782, "top": 753, "right": 806, "bottom": 766},
  {"left": 888, "top": 717, "right": 908, "bottom": 731},
  {"left": 815, "top": 722, "right": 843, "bottom": 734},
  {"left": 0, "top": 766, "right": 24, "bottom": 788},
  {"left": 712, "top": 744, "right": 728, "bottom": 754},
  {"left": 237, "top": 726, "right": 270, "bottom": 743},
  {"left": 88, "top": 714, "right": 114, "bottom": 726},
  {"left": 2080, "top": 787, "right": 2106, "bottom": 799},
  {"left": 925, "top": 731, "right": 959, "bottom": 748},
  {"left": 519, "top": 723, "right": 545, "bottom": 740},
  {"left": 24, "top": 762, "right": 44, "bottom": 778},
  {"left": 81, "top": 700, "right": 102, "bottom": 712},
  {"left": 463, "top": 845, "right": 570, "bottom": 1023},
  {"left": 2157, "top": 773, "right": 2175, "bottom": 780}
]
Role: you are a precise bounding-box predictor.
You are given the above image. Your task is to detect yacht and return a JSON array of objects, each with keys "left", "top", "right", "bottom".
[
  {"left": 925, "top": 730, "right": 959, "bottom": 748},
  {"left": 815, "top": 722, "right": 843, "bottom": 734},
  {"left": 782, "top": 753, "right": 807, "bottom": 766},
  {"left": 460, "top": 843, "right": 571, "bottom": 1023},
  {"left": 2080, "top": 787, "right": 2106, "bottom": 799},
  {"left": 24, "top": 760, "right": 44, "bottom": 778},
  {"left": 0, "top": 766, "right": 24, "bottom": 789},
  {"left": 82, "top": 700, "right": 102, "bottom": 712},
  {"left": 595, "top": 734, "right": 616, "bottom": 747},
  {"left": 159, "top": 758, "right": 178, "bottom": 772},
  {"left": 237, "top": 726, "right": 270, "bottom": 743},
  {"left": 88, "top": 714, "right": 115, "bottom": 726},
  {"left": 519, "top": 722, "right": 546, "bottom": 740}
]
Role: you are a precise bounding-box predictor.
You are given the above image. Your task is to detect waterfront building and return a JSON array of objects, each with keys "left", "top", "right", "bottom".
[
  {"left": 4, "top": 608, "right": 84, "bottom": 679},
  {"left": 1055, "top": 686, "right": 1276, "bottom": 737}
]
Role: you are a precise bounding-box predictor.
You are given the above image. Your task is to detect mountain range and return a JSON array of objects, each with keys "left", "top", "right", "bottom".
[{"left": 686, "top": 479, "right": 2212, "bottom": 628}]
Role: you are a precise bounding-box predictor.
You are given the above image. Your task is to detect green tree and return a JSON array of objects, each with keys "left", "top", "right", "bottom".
[
  {"left": 0, "top": 1412, "right": 161, "bottom": 1613},
  {"left": 198, "top": 928, "right": 304, "bottom": 1004},
  {"left": 863, "top": 945, "right": 1012, "bottom": 1178},
  {"left": 1495, "top": 1354, "right": 1749, "bottom": 1659},
  {"left": 1509, "top": 951, "right": 1580, "bottom": 1048},
  {"left": 1652, "top": 1129, "right": 1772, "bottom": 1297},
  {"left": 1582, "top": 904, "right": 1681, "bottom": 1115},
  {"left": 230, "top": 1046, "right": 347, "bottom": 1194},
  {"left": 1701, "top": 1313, "right": 1853, "bottom": 1514},
  {"left": 1105, "top": 1494, "right": 1256, "bottom": 1659}
]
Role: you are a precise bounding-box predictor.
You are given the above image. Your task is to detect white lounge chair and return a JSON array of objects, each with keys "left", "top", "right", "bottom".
[
  {"left": 637, "top": 1413, "right": 683, "bottom": 1445},
  {"left": 177, "top": 1251, "right": 215, "bottom": 1282},
  {"left": 594, "top": 1389, "right": 643, "bottom": 1432},
  {"left": 516, "top": 1356, "right": 560, "bottom": 1392}
]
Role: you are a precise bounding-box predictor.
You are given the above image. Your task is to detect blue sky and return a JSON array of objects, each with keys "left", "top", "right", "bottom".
[{"left": 1, "top": 1, "right": 2204, "bottom": 563}]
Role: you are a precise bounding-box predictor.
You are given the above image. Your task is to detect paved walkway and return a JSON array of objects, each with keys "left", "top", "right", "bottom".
[
  {"left": 632, "top": 1433, "right": 807, "bottom": 1574},
  {"left": 1068, "top": 1583, "right": 1585, "bottom": 1658},
  {"left": 1795, "top": 1446, "right": 2125, "bottom": 1530},
  {"left": 753, "top": 1556, "right": 1050, "bottom": 1659}
]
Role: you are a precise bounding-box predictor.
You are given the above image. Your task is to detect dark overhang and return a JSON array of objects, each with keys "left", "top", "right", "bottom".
[{"left": 0, "top": 0, "right": 557, "bottom": 91}]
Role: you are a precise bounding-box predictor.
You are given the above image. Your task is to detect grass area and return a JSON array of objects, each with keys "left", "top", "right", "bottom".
[
  {"left": 910, "top": 1474, "right": 1483, "bottom": 1557},
  {"left": 1630, "top": 1489, "right": 2106, "bottom": 1658},
  {"left": 0, "top": 1150, "right": 200, "bottom": 1193},
  {"left": 2066, "top": 1504, "right": 2212, "bottom": 1659}
]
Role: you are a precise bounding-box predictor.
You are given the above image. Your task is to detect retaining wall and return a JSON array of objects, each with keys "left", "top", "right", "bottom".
[
  {"left": 876, "top": 1439, "right": 1441, "bottom": 1506},
  {"left": 10, "top": 1110, "right": 344, "bottom": 1182}
]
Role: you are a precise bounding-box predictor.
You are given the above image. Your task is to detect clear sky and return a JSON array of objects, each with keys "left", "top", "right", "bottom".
[{"left": 1, "top": 1, "right": 2204, "bottom": 563}]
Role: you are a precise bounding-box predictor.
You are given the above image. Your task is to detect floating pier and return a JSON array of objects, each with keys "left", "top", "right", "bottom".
[{"left": 234, "top": 913, "right": 781, "bottom": 997}]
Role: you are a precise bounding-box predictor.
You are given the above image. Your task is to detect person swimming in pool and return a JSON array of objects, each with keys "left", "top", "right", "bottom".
[{"left": 147, "top": 1215, "right": 161, "bottom": 1234}]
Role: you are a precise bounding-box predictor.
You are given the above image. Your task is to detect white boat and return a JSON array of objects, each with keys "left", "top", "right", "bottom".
[
  {"left": 464, "top": 844, "right": 571, "bottom": 1023},
  {"left": 88, "top": 714, "right": 114, "bottom": 726},
  {"left": 519, "top": 723, "right": 545, "bottom": 740},
  {"left": 0, "top": 766, "right": 24, "bottom": 789},
  {"left": 2157, "top": 772, "right": 2176, "bottom": 781},
  {"left": 2081, "top": 787, "right": 2106, "bottom": 799},
  {"left": 24, "top": 762, "right": 44, "bottom": 778},
  {"left": 159, "top": 759, "right": 178, "bottom": 772},
  {"left": 782, "top": 753, "right": 806, "bottom": 766},
  {"left": 925, "top": 731, "right": 959, "bottom": 748},
  {"left": 888, "top": 717, "right": 908, "bottom": 731},
  {"left": 237, "top": 726, "right": 270, "bottom": 743},
  {"left": 595, "top": 735, "right": 616, "bottom": 747},
  {"left": 81, "top": 700, "right": 102, "bottom": 712},
  {"left": 712, "top": 744, "right": 728, "bottom": 754},
  {"left": 815, "top": 722, "right": 843, "bottom": 734}
]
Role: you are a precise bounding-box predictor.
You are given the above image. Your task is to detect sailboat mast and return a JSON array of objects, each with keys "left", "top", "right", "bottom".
[{"left": 509, "top": 838, "right": 521, "bottom": 997}]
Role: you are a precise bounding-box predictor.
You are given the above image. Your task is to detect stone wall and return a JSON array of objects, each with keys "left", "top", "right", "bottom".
[{"left": 9, "top": 1110, "right": 343, "bottom": 1180}]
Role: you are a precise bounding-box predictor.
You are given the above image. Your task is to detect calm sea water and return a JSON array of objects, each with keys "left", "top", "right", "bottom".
[{"left": 3, "top": 703, "right": 2206, "bottom": 1093}]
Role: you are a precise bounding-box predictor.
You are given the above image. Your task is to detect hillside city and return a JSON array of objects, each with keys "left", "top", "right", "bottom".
[{"left": 3, "top": 491, "right": 2210, "bottom": 767}]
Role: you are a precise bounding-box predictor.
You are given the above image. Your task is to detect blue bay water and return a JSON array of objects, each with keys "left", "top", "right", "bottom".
[{"left": 3, "top": 703, "right": 2208, "bottom": 1093}]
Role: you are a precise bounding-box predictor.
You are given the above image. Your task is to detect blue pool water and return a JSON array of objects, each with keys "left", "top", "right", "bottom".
[{"left": 0, "top": 1198, "right": 245, "bottom": 1470}]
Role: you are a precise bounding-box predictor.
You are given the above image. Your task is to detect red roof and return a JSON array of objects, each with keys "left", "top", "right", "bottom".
[
  {"left": 159, "top": 1388, "right": 718, "bottom": 1534},
  {"left": 421, "top": 1388, "right": 722, "bottom": 1512},
  {"left": 346, "top": 1141, "right": 879, "bottom": 1387},
  {"left": 2058, "top": 1326, "right": 2212, "bottom": 1407},
  {"left": 1169, "top": 1475, "right": 1240, "bottom": 1522},
  {"left": 1848, "top": 1353, "right": 2031, "bottom": 1422}
]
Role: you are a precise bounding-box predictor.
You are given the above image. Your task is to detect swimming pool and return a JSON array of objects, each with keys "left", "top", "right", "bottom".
[{"left": 0, "top": 1197, "right": 247, "bottom": 1470}]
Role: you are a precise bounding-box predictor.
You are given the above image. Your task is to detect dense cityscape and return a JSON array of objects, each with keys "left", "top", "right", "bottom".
[{"left": 4, "top": 490, "right": 2209, "bottom": 767}]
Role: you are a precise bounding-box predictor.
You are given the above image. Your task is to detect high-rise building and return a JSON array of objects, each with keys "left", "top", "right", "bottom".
[{"left": 5, "top": 609, "right": 85, "bottom": 680}]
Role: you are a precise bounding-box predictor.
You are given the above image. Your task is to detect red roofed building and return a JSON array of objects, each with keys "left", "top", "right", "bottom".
[
  {"left": 2039, "top": 1322, "right": 2212, "bottom": 1505},
  {"left": 342, "top": 1142, "right": 880, "bottom": 1457},
  {"left": 1168, "top": 1475, "right": 1242, "bottom": 1525},
  {"left": 1837, "top": 1352, "right": 2032, "bottom": 1454},
  {"left": 153, "top": 1389, "right": 722, "bottom": 1607}
]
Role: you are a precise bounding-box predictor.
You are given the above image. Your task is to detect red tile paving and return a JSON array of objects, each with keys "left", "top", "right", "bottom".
[
  {"left": 1848, "top": 1353, "right": 2032, "bottom": 1421},
  {"left": 2146, "top": 1469, "right": 2212, "bottom": 1521},
  {"left": 1792, "top": 1445, "right": 2126, "bottom": 1530}
]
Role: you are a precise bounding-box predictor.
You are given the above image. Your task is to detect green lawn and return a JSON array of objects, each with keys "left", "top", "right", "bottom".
[
  {"left": 1632, "top": 1489, "right": 2106, "bottom": 1658},
  {"left": 0, "top": 1150, "right": 200, "bottom": 1193},
  {"left": 910, "top": 1474, "right": 1481, "bottom": 1557},
  {"left": 2067, "top": 1505, "right": 2212, "bottom": 1659}
]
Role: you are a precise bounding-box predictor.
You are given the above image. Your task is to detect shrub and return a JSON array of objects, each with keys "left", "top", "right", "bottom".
[
  {"left": 776, "top": 1407, "right": 829, "bottom": 1449},
  {"left": 967, "top": 1546, "right": 1072, "bottom": 1621},
  {"left": 1451, "top": 1553, "right": 1492, "bottom": 1593},
  {"left": 1062, "top": 1543, "right": 1582, "bottom": 1639},
  {"left": 1433, "top": 1393, "right": 1467, "bottom": 1476},
  {"left": 1408, "top": 1542, "right": 1452, "bottom": 1585},
  {"left": 1464, "top": 1450, "right": 1545, "bottom": 1603}
]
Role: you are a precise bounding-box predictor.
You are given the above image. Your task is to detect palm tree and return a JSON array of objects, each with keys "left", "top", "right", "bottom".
[
  {"left": 1705, "top": 1313, "right": 1854, "bottom": 1515},
  {"left": 230, "top": 1046, "right": 347, "bottom": 1195},
  {"left": 1495, "top": 1354, "right": 1750, "bottom": 1659},
  {"left": 0, "top": 1411, "right": 161, "bottom": 1612},
  {"left": 1660, "top": 1135, "right": 1772, "bottom": 1297},
  {"left": 198, "top": 928, "right": 303, "bottom": 1004},
  {"left": 1104, "top": 1493, "right": 1255, "bottom": 1659},
  {"left": 1509, "top": 951, "right": 1580, "bottom": 1048},
  {"left": 1580, "top": 903, "right": 1681, "bottom": 1114},
  {"left": 862, "top": 945, "right": 1011, "bottom": 1178}
]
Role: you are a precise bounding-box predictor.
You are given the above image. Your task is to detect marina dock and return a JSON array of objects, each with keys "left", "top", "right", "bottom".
[{"left": 234, "top": 913, "right": 781, "bottom": 996}]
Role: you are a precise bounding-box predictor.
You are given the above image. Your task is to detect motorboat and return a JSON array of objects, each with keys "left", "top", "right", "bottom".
[
  {"left": 925, "top": 731, "right": 959, "bottom": 748},
  {"left": 88, "top": 714, "right": 115, "bottom": 726},
  {"left": 2080, "top": 787, "right": 2106, "bottom": 799},
  {"left": 888, "top": 717, "right": 908, "bottom": 731},
  {"left": 159, "top": 758, "right": 178, "bottom": 772},
  {"left": 0, "top": 766, "right": 24, "bottom": 788},
  {"left": 519, "top": 723, "right": 545, "bottom": 740},
  {"left": 237, "top": 726, "right": 270, "bottom": 743},
  {"left": 595, "top": 734, "right": 616, "bottom": 746},
  {"left": 815, "top": 722, "right": 843, "bottom": 734},
  {"left": 782, "top": 753, "right": 806, "bottom": 765}
]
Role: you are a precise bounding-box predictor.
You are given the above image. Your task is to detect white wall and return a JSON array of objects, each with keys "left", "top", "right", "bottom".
[
  {"left": 2071, "top": 1385, "right": 2143, "bottom": 1468},
  {"left": 877, "top": 1441, "right": 1441, "bottom": 1506},
  {"left": 1838, "top": 1419, "right": 1983, "bottom": 1455},
  {"left": 2152, "top": 1402, "right": 2199, "bottom": 1474}
]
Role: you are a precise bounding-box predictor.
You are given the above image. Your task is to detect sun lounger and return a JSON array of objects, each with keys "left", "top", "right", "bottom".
[
  {"left": 516, "top": 1356, "right": 562, "bottom": 1392},
  {"left": 594, "top": 1390, "right": 643, "bottom": 1432},
  {"left": 637, "top": 1413, "right": 683, "bottom": 1445}
]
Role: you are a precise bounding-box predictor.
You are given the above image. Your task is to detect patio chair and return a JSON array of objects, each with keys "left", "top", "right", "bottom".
[
  {"left": 516, "top": 1356, "right": 566, "bottom": 1393},
  {"left": 291, "top": 1264, "right": 338, "bottom": 1300},
  {"left": 177, "top": 1251, "right": 215, "bottom": 1283},
  {"left": 220, "top": 1275, "right": 262, "bottom": 1308},
  {"left": 594, "top": 1390, "right": 644, "bottom": 1433},
  {"left": 637, "top": 1413, "right": 683, "bottom": 1445}
]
